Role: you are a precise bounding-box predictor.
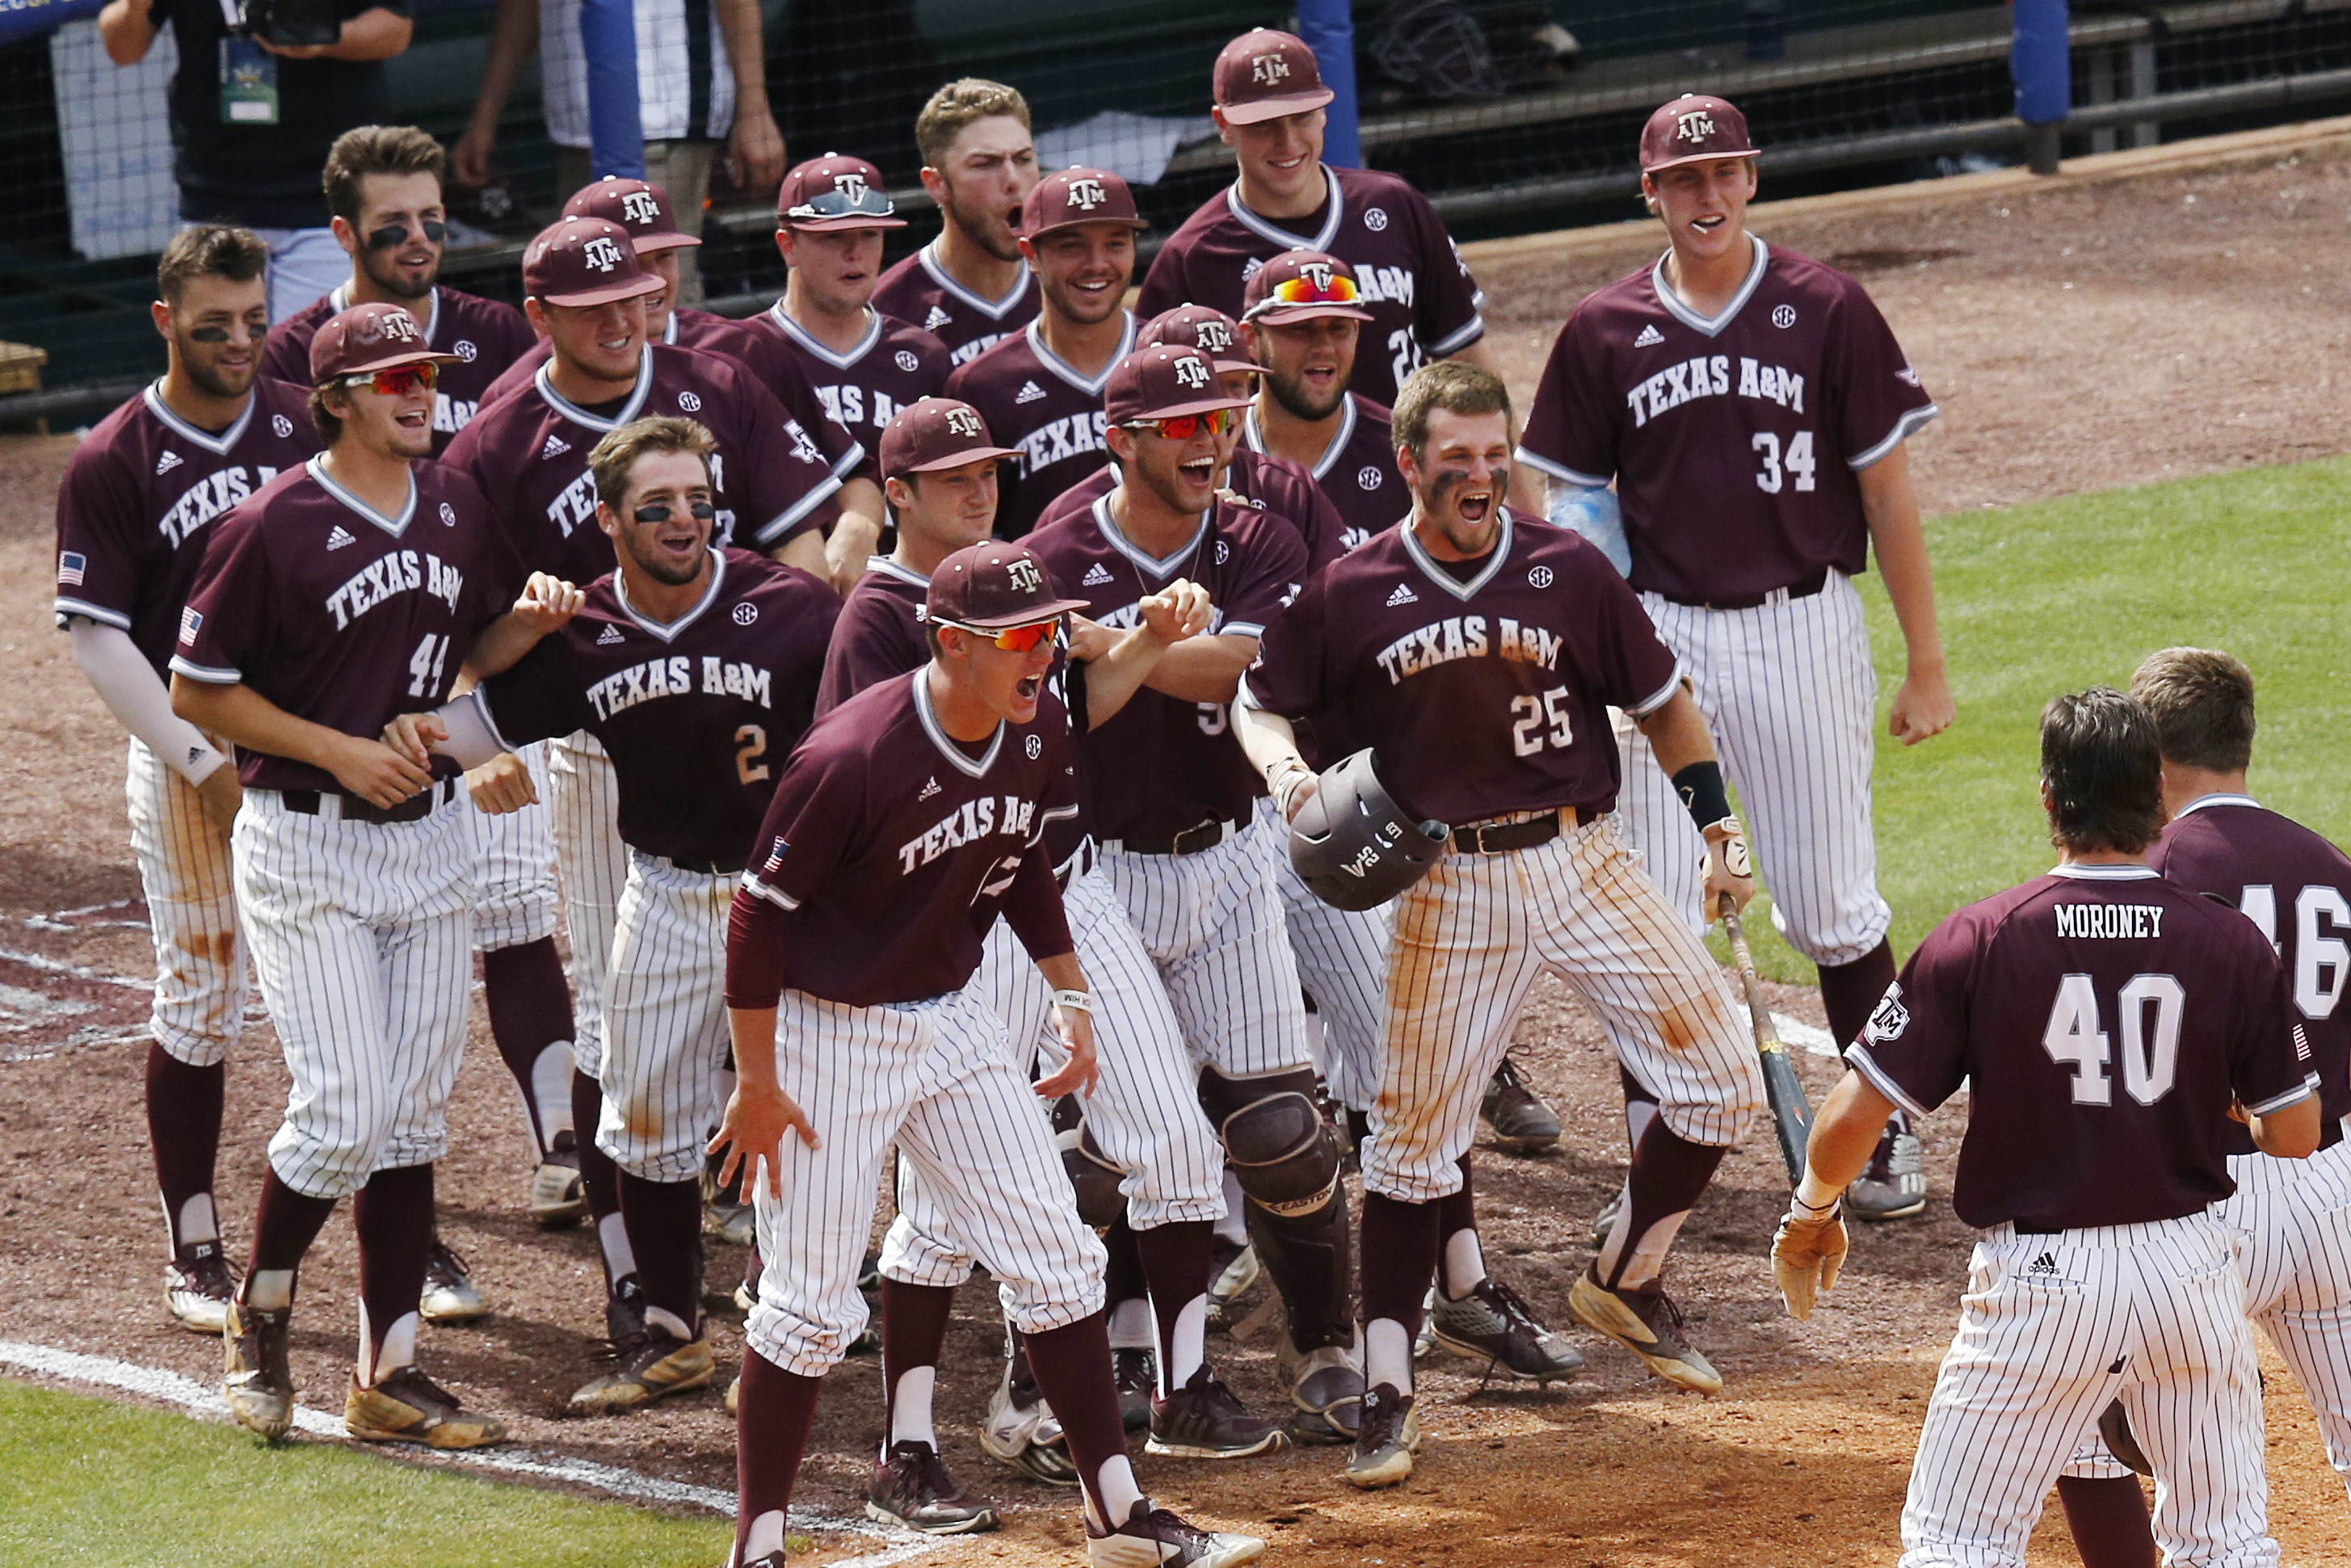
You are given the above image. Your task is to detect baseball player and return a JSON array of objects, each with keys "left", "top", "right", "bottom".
[
  {"left": 1239, "top": 362, "right": 1766, "bottom": 1487},
  {"left": 1515, "top": 94, "right": 1954, "bottom": 1222},
  {"left": 748, "top": 154, "right": 953, "bottom": 468},
  {"left": 873, "top": 79, "right": 1041, "bottom": 368},
  {"left": 1773, "top": 686, "right": 2323, "bottom": 1568},
  {"left": 944, "top": 167, "right": 1143, "bottom": 540},
  {"left": 714, "top": 539, "right": 1264, "bottom": 1568},
  {"left": 1028, "top": 346, "right": 1369, "bottom": 1445},
  {"left": 392, "top": 415, "right": 837, "bottom": 1415},
  {"left": 440, "top": 216, "right": 843, "bottom": 1320},
  {"left": 169, "top": 301, "right": 571, "bottom": 1447},
  {"left": 1138, "top": 30, "right": 1493, "bottom": 409},
  {"left": 53, "top": 226, "right": 318, "bottom": 1334},
  {"left": 262, "top": 126, "right": 532, "bottom": 455}
]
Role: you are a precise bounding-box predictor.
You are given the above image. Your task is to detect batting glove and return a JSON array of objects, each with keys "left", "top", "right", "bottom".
[{"left": 1771, "top": 1199, "right": 1848, "bottom": 1320}]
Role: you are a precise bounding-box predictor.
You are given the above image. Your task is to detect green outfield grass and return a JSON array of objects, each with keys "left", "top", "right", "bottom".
[
  {"left": 1722, "top": 454, "right": 2351, "bottom": 984},
  {"left": 0, "top": 1379, "right": 734, "bottom": 1568}
]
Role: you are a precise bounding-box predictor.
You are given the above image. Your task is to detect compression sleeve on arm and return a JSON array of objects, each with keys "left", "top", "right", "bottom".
[
  {"left": 432, "top": 691, "right": 508, "bottom": 770},
  {"left": 725, "top": 886, "right": 791, "bottom": 1011},
  {"left": 1000, "top": 849, "right": 1075, "bottom": 965},
  {"left": 69, "top": 619, "right": 229, "bottom": 785}
]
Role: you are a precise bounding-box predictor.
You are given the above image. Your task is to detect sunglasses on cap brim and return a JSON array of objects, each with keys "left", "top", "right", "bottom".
[
  {"left": 364, "top": 219, "right": 448, "bottom": 250},
  {"left": 936, "top": 617, "right": 1060, "bottom": 653},
  {"left": 1263, "top": 272, "right": 1360, "bottom": 306},
  {"left": 1125, "top": 408, "right": 1234, "bottom": 442},
  {"left": 784, "top": 188, "right": 898, "bottom": 223},
  {"left": 340, "top": 363, "right": 439, "bottom": 396}
]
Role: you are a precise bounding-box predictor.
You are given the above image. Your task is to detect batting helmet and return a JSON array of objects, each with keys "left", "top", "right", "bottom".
[{"left": 1287, "top": 750, "right": 1449, "bottom": 911}]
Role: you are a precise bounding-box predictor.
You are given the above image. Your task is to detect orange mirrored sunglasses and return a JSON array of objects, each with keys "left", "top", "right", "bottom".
[
  {"left": 1129, "top": 407, "right": 1233, "bottom": 442},
  {"left": 342, "top": 363, "right": 439, "bottom": 397},
  {"left": 941, "top": 618, "right": 1059, "bottom": 653}
]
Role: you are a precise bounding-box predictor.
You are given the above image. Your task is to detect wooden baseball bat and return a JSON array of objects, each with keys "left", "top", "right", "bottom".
[{"left": 1721, "top": 894, "right": 1812, "bottom": 1183}]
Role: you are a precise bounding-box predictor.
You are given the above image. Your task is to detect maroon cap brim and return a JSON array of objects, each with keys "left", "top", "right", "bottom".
[
  {"left": 783, "top": 215, "right": 911, "bottom": 233},
  {"left": 1025, "top": 214, "right": 1150, "bottom": 242},
  {"left": 895, "top": 442, "right": 1022, "bottom": 478},
  {"left": 630, "top": 231, "right": 702, "bottom": 253},
  {"left": 1247, "top": 301, "right": 1374, "bottom": 326},
  {"left": 1217, "top": 87, "right": 1335, "bottom": 125},
  {"left": 1209, "top": 354, "right": 1264, "bottom": 374},
  {"left": 1641, "top": 145, "right": 1760, "bottom": 174},
  {"left": 537, "top": 271, "right": 668, "bottom": 308},
  {"left": 946, "top": 596, "right": 1094, "bottom": 631}
]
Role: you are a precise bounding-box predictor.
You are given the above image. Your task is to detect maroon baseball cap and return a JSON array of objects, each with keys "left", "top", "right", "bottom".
[
  {"left": 1020, "top": 167, "right": 1146, "bottom": 242},
  {"left": 523, "top": 216, "right": 665, "bottom": 307},
  {"left": 308, "top": 301, "right": 459, "bottom": 385},
  {"left": 928, "top": 540, "right": 1088, "bottom": 631},
  {"left": 776, "top": 153, "right": 906, "bottom": 231},
  {"left": 1104, "top": 345, "right": 1253, "bottom": 426},
  {"left": 1639, "top": 94, "right": 1757, "bottom": 174},
  {"left": 562, "top": 176, "right": 700, "bottom": 253},
  {"left": 1242, "top": 249, "right": 1375, "bottom": 326},
  {"left": 1213, "top": 29, "right": 1335, "bottom": 124},
  {"left": 1140, "top": 305, "right": 1260, "bottom": 375},
  {"left": 881, "top": 397, "right": 1020, "bottom": 481}
]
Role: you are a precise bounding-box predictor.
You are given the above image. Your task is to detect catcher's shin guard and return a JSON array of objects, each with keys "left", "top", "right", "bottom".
[{"left": 1200, "top": 1066, "right": 1353, "bottom": 1350}]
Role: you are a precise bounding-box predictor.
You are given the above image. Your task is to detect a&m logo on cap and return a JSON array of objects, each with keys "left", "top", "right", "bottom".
[
  {"left": 835, "top": 170, "right": 870, "bottom": 201},
  {"left": 1299, "top": 259, "right": 1335, "bottom": 292},
  {"left": 1173, "top": 355, "right": 1211, "bottom": 389},
  {"left": 1195, "top": 320, "right": 1234, "bottom": 352},
  {"left": 583, "top": 235, "right": 627, "bottom": 272},
  {"left": 945, "top": 406, "right": 984, "bottom": 439},
  {"left": 1676, "top": 108, "right": 1716, "bottom": 143},
  {"left": 360, "top": 310, "right": 422, "bottom": 346},
  {"left": 620, "top": 191, "right": 661, "bottom": 225},
  {"left": 1066, "top": 178, "right": 1108, "bottom": 211},
  {"left": 1251, "top": 52, "right": 1289, "bottom": 85},
  {"left": 1007, "top": 555, "right": 1045, "bottom": 595}
]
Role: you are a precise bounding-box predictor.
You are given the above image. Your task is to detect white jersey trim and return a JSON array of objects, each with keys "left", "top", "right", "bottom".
[
  {"left": 1650, "top": 235, "right": 1770, "bottom": 339},
  {"left": 533, "top": 345, "right": 655, "bottom": 432},
  {"left": 864, "top": 555, "right": 930, "bottom": 589},
  {"left": 168, "top": 653, "right": 243, "bottom": 684},
  {"left": 1511, "top": 445, "right": 1612, "bottom": 489},
  {"left": 2248, "top": 1077, "right": 2320, "bottom": 1116},
  {"left": 2048, "top": 863, "right": 2161, "bottom": 881},
  {"left": 1429, "top": 313, "right": 1487, "bottom": 355},
  {"left": 470, "top": 687, "right": 518, "bottom": 755},
  {"left": 765, "top": 302, "right": 884, "bottom": 372},
  {"left": 919, "top": 242, "right": 1033, "bottom": 320},
  {"left": 1849, "top": 403, "right": 1941, "bottom": 470},
  {"left": 2173, "top": 792, "right": 2261, "bottom": 818},
  {"left": 1625, "top": 662, "right": 1685, "bottom": 721},
  {"left": 53, "top": 596, "right": 132, "bottom": 631},
  {"left": 326, "top": 284, "right": 443, "bottom": 347},
  {"left": 1090, "top": 494, "right": 1207, "bottom": 580},
  {"left": 614, "top": 548, "right": 727, "bottom": 642},
  {"left": 1025, "top": 313, "right": 1136, "bottom": 397},
  {"left": 739, "top": 872, "right": 800, "bottom": 912},
  {"left": 1243, "top": 393, "right": 1355, "bottom": 484},
  {"left": 307, "top": 456, "right": 416, "bottom": 538},
  {"left": 1223, "top": 166, "right": 1345, "bottom": 254},
  {"left": 1401, "top": 512, "right": 1512, "bottom": 601},
  {"left": 751, "top": 472, "right": 845, "bottom": 548},
  {"left": 911, "top": 666, "right": 1004, "bottom": 778},
  {"left": 1843, "top": 1040, "right": 1932, "bottom": 1120},
  {"left": 142, "top": 381, "right": 256, "bottom": 456}
]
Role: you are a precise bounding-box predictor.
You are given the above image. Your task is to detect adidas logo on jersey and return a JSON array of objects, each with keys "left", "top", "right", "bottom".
[
  {"left": 1634, "top": 325, "right": 1664, "bottom": 347},
  {"left": 923, "top": 305, "right": 952, "bottom": 331},
  {"left": 1082, "top": 562, "right": 1114, "bottom": 586},
  {"left": 326, "top": 525, "right": 356, "bottom": 551},
  {"left": 1386, "top": 582, "right": 1418, "bottom": 607},
  {"left": 155, "top": 449, "right": 183, "bottom": 475},
  {"left": 919, "top": 776, "right": 942, "bottom": 800},
  {"left": 1015, "top": 380, "right": 1046, "bottom": 405},
  {"left": 596, "top": 624, "right": 625, "bottom": 645},
  {"left": 542, "top": 433, "right": 571, "bottom": 458},
  {"left": 2027, "top": 1252, "right": 2060, "bottom": 1276}
]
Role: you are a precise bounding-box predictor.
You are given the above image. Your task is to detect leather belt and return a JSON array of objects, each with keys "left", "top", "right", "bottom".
[
  {"left": 280, "top": 777, "right": 456, "bottom": 825},
  {"left": 1659, "top": 567, "right": 1829, "bottom": 613},
  {"left": 1449, "top": 806, "right": 1583, "bottom": 855},
  {"left": 666, "top": 855, "right": 746, "bottom": 876},
  {"left": 1110, "top": 819, "right": 1236, "bottom": 857}
]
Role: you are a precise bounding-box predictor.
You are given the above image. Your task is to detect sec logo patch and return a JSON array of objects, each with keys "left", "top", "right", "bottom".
[
  {"left": 1356, "top": 465, "right": 1382, "bottom": 491},
  {"left": 894, "top": 350, "right": 919, "bottom": 372},
  {"left": 732, "top": 602, "right": 758, "bottom": 625},
  {"left": 1771, "top": 305, "right": 1797, "bottom": 330},
  {"left": 271, "top": 414, "right": 294, "bottom": 438},
  {"left": 678, "top": 391, "right": 703, "bottom": 412},
  {"left": 1364, "top": 207, "right": 1390, "bottom": 231},
  {"left": 1024, "top": 734, "right": 1042, "bottom": 759},
  {"left": 439, "top": 502, "right": 456, "bottom": 527},
  {"left": 454, "top": 340, "right": 479, "bottom": 362},
  {"left": 1528, "top": 565, "right": 1554, "bottom": 588}
]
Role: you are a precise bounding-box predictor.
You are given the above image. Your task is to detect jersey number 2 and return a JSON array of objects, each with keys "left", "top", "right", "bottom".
[
  {"left": 2042, "top": 972, "right": 2183, "bottom": 1107},
  {"left": 734, "top": 725, "right": 769, "bottom": 786},
  {"left": 1752, "top": 431, "right": 1816, "bottom": 495}
]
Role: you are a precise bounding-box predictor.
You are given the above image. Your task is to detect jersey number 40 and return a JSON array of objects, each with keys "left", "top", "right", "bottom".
[{"left": 2042, "top": 973, "right": 2183, "bottom": 1107}]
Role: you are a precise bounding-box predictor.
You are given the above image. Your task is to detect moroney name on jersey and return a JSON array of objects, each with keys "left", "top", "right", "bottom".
[
  {"left": 587, "top": 654, "right": 775, "bottom": 721},
  {"left": 1626, "top": 355, "right": 1807, "bottom": 427},
  {"left": 1376, "top": 615, "right": 1563, "bottom": 684},
  {"left": 326, "top": 550, "right": 465, "bottom": 628},
  {"left": 2054, "top": 902, "right": 2166, "bottom": 940},
  {"left": 898, "top": 792, "right": 1041, "bottom": 874}
]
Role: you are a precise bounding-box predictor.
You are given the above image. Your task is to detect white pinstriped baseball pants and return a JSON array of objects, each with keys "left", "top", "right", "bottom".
[
  {"left": 233, "top": 788, "right": 477, "bottom": 1201},
  {"left": 1905, "top": 1214, "right": 2278, "bottom": 1568},
  {"left": 548, "top": 732, "right": 626, "bottom": 1075},
  {"left": 124, "top": 738, "right": 247, "bottom": 1066},
  {"left": 880, "top": 867, "right": 1228, "bottom": 1287},
  {"left": 468, "top": 739, "right": 557, "bottom": 952},
  {"left": 595, "top": 851, "right": 734, "bottom": 1184},
  {"left": 745, "top": 985, "right": 1107, "bottom": 1377},
  {"left": 1256, "top": 797, "right": 1394, "bottom": 1115},
  {"left": 1366, "top": 813, "right": 1760, "bottom": 1203},
  {"left": 1615, "top": 571, "right": 1891, "bottom": 966}
]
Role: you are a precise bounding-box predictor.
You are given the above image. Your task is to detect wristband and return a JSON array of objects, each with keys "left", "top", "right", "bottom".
[
  {"left": 1050, "top": 989, "right": 1092, "bottom": 1015},
  {"left": 1670, "top": 760, "right": 1733, "bottom": 834},
  {"left": 1265, "top": 755, "right": 1310, "bottom": 792},
  {"left": 1794, "top": 1169, "right": 1844, "bottom": 1213}
]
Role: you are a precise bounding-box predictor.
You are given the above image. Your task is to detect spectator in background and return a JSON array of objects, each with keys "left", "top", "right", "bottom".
[
  {"left": 452, "top": 0, "right": 786, "bottom": 307},
  {"left": 97, "top": 0, "right": 414, "bottom": 322}
]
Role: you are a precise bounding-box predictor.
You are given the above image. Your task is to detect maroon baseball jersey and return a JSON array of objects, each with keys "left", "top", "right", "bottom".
[
  {"left": 1848, "top": 862, "right": 2317, "bottom": 1230},
  {"left": 1247, "top": 511, "right": 1678, "bottom": 828},
  {"left": 945, "top": 313, "right": 1137, "bottom": 541},
  {"left": 815, "top": 556, "right": 929, "bottom": 717},
  {"left": 1516, "top": 238, "right": 1938, "bottom": 603},
  {"left": 872, "top": 242, "right": 1041, "bottom": 370},
  {"left": 1238, "top": 394, "right": 1407, "bottom": 554},
  {"left": 263, "top": 285, "right": 535, "bottom": 456},
  {"left": 1034, "top": 447, "right": 1348, "bottom": 576},
  {"left": 170, "top": 458, "right": 520, "bottom": 794},
  {"left": 728, "top": 668, "right": 1081, "bottom": 1007},
  {"left": 1138, "top": 166, "right": 1485, "bottom": 407},
  {"left": 473, "top": 548, "right": 837, "bottom": 865},
  {"left": 744, "top": 305, "right": 953, "bottom": 462},
  {"left": 477, "top": 310, "right": 869, "bottom": 487},
  {"left": 1026, "top": 494, "right": 1307, "bottom": 843},
  {"left": 440, "top": 343, "right": 842, "bottom": 586},
  {"left": 2150, "top": 794, "right": 2351, "bottom": 1153},
  {"left": 53, "top": 378, "right": 321, "bottom": 674}
]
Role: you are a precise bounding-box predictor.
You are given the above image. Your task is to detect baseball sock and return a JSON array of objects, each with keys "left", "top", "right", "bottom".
[
  {"left": 1021, "top": 1312, "right": 1146, "bottom": 1533},
  {"left": 616, "top": 1171, "right": 703, "bottom": 1338},
  {"left": 1213, "top": 1169, "right": 1249, "bottom": 1246},
  {"left": 880, "top": 1279, "right": 957, "bottom": 1449},
  {"left": 1617, "top": 1065, "right": 1661, "bottom": 1154},
  {"left": 2056, "top": 1476, "right": 2158, "bottom": 1568},
  {"left": 570, "top": 1072, "right": 630, "bottom": 1289},
  {"left": 1103, "top": 1213, "right": 1151, "bottom": 1347},
  {"left": 351, "top": 1162, "right": 433, "bottom": 1385},
  {"left": 734, "top": 1347, "right": 821, "bottom": 1566},
  {"left": 1132, "top": 1218, "right": 1213, "bottom": 1394},
  {"left": 1816, "top": 939, "right": 1898, "bottom": 1049},
  {"left": 1361, "top": 1192, "right": 1440, "bottom": 1392},
  {"left": 1438, "top": 1154, "right": 1486, "bottom": 1299},
  {"left": 1598, "top": 1116, "right": 1726, "bottom": 1292},
  {"left": 243, "top": 1167, "right": 336, "bottom": 1310},
  {"left": 145, "top": 1042, "right": 225, "bottom": 1255},
  {"left": 482, "top": 937, "right": 576, "bottom": 1161}
]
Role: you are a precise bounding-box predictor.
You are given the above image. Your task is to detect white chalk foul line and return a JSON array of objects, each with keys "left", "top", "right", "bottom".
[
  {"left": 0, "top": 1341, "right": 952, "bottom": 1565},
  {"left": 1735, "top": 1006, "right": 1840, "bottom": 1060}
]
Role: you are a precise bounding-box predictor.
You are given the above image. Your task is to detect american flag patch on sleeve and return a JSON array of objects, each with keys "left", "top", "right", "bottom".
[
  {"left": 56, "top": 552, "right": 85, "bottom": 586},
  {"left": 179, "top": 607, "right": 203, "bottom": 645}
]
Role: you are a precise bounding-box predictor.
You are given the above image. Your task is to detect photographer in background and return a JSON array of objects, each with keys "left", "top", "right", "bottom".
[{"left": 98, "top": 0, "right": 414, "bottom": 322}]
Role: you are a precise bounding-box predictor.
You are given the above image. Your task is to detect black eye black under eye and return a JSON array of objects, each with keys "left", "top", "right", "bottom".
[
  {"left": 365, "top": 221, "right": 448, "bottom": 250},
  {"left": 633, "top": 501, "right": 718, "bottom": 524},
  {"left": 188, "top": 326, "right": 231, "bottom": 343}
]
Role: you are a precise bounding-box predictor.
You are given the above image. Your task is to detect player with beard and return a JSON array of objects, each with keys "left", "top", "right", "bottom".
[
  {"left": 263, "top": 126, "right": 532, "bottom": 454},
  {"left": 873, "top": 80, "right": 1041, "bottom": 368},
  {"left": 946, "top": 169, "right": 1143, "bottom": 540},
  {"left": 54, "top": 226, "right": 319, "bottom": 1335}
]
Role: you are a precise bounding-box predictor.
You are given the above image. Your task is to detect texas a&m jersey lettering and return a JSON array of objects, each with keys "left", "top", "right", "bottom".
[
  {"left": 158, "top": 466, "right": 280, "bottom": 548},
  {"left": 1375, "top": 616, "right": 1563, "bottom": 684},
  {"left": 325, "top": 551, "right": 465, "bottom": 629},
  {"left": 897, "top": 792, "right": 1040, "bottom": 874},
  {"left": 1626, "top": 355, "right": 1807, "bottom": 427},
  {"left": 587, "top": 655, "right": 776, "bottom": 721}
]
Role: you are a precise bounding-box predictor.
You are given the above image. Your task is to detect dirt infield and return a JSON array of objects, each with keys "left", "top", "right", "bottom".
[{"left": 7, "top": 124, "right": 2351, "bottom": 1566}]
